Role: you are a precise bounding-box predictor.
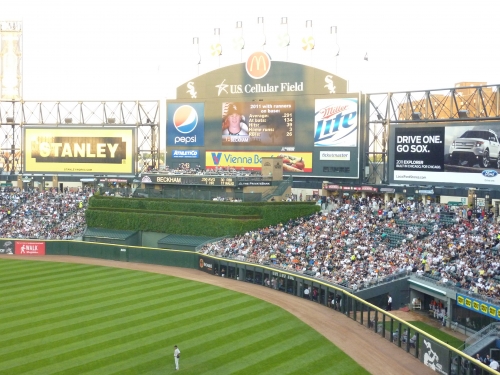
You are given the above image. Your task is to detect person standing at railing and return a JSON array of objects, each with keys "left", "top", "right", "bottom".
[{"left": 387, "top": 293, "right": 392, "bottom": 311}]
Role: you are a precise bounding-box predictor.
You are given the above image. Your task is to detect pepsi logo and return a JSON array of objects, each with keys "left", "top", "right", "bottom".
[
  {"left": 482, "top": 170, "right": 498, "bottom": 178},
  {"left": 172, "top": 105, "right": 198, "bottom": 134},
  {"left": 246, "top": 51, "right": 271, "bottom": 79}
]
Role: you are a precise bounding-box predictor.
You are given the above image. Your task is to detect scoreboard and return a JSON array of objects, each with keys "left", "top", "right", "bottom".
[
  {"left": 144, "top": 174, "right": 236, "bottom": 186},
  {"left": 166, "top": 57, "right": 362, "bottom": 180}
]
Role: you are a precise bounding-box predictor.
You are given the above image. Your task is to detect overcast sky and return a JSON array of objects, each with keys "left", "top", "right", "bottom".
[{"left": 3, "top": 0, "right": 499, "bottom": 101}]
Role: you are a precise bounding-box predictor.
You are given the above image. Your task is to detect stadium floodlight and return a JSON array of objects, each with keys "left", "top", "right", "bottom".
[
  {"left": 411, "top": 112, "right": 422, "bottom": 120},
  {"left": 458, "top": 110, "right": 468, "bottom": 118}
]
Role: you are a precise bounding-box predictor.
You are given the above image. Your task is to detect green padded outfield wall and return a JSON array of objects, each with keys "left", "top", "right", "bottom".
[{"left": 1, "top": 239, "right": 199, "bottom": 269}]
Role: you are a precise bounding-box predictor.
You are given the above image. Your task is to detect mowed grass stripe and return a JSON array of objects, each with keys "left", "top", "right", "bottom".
[
  {"left": 0, "top": 292, "right": 262, "bottom": 357},
  {"left": 0, "top": 259, "right": 365, "bottom": 375},
  {"left": 0, "top": 293, "right": 270, "bottom": 365},
  {"left": 0, "top": 267, "right": 174, "bottom": 308},
  {"left": 0, "top": 276, "right": 214, "bottom": 329},
  {"left": 36, "top": 313, "right": 293, "bottom": 375},
  {"left": 5, "top": 299, "right": 282, "bottom": 374},
  {"left": 194, "top": 324, "right": 311, "bottom": 374},
  {"left": 205, "top": 334, "right": 335, "bottom": 375},
  {"left": 256, "top": 334, "right": 370, "bottom": 375},
  {"left": 0, "top": 261, "right": 125, "bottom": 290}
]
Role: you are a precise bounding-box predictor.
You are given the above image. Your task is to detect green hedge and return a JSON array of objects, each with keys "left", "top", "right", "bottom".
[
  {"left": 86, "top": 196, "right": 320, "bottom": 237},
  {"left": 89, "top": 207, "right": 261, "bottom": 220}
]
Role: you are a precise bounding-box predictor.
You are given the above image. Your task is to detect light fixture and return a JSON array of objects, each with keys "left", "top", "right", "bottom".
[
  {"left": 411, "top": 112, "right": 422, "bottom": 120},
  {"left": 458, "top": 110, "right": 468, "bottom": 118},
  {"left": 236, "top": 21, "right": 242, "bottom": 29},
  {"left": 64, "top": 118, "right": 72, "bottom": 124},
  {"left": 107, "top": 118, "right": 116, "bottom": 124},
  {"left": 281, "top": 17, "right": 287, "bottom": 25},
  {"left": 6, "top": 117, "right": 14, "bottom": 123}
]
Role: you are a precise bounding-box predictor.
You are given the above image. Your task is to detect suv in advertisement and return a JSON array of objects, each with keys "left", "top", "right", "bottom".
[{"left": 449, "top": 129, "right": 500, "bottom": 169}]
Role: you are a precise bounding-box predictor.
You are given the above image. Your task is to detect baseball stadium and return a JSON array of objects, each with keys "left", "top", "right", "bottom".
[{"left": 1, "top": 18, "right": 500, "bottom": 375}]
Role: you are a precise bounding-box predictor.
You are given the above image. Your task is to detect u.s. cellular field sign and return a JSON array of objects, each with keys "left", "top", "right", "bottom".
[{"left": 24, "top": 127, "right": 135, "bottom": 174}]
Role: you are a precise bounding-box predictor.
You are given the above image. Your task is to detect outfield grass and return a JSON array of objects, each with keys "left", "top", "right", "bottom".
[
  {"left": 0, "top": 259, "right": 369, "bottom": 375},
  {"left": 384, "top": 321, "right": 464, "bottom": 349},
  {"left": 407, "top": 321, "right": 464, "bottom": 349}
]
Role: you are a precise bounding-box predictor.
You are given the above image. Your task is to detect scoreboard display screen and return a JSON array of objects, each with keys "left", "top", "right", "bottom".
[{"left": 221, "top": 100, "right": 295, "bottom": 147}]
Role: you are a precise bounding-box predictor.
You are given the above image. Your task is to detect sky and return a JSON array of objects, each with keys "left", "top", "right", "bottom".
[{"left": 2, "top": 0, "right": 500, "bottom": 102}]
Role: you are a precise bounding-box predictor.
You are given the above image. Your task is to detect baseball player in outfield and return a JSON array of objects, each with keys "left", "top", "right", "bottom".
[{"left": 174, "top": 345, "right": 181, "bottom": 370}]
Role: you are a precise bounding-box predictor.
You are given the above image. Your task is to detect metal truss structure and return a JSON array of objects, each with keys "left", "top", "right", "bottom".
[
  {"left": 365, "top": 84, "right": 500, "bottom": 185},
  {"left": 0, "top": 100, "right": 159, "bottom": 174}
]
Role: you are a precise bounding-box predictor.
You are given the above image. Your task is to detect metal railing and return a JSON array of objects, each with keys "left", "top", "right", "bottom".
[{"left": 462, "top": 322, "right": 500, "bottom": 350}]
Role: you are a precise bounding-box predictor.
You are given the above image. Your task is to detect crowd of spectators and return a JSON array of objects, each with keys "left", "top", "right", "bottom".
[
  {"left": 4, "top": 183, "right": 500, "bottom": 304},
  {"left": 199, "top": 196, "right": 500, "bottom": 302},
  {"left": 0, "top": 187, "right": 89, "bottom": 240}
]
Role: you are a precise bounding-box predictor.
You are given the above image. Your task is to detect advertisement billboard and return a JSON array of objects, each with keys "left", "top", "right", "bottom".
[
  {"left": 206, "top": 151, "right": 312, "bottom": 172},
  {"left": 167, "top": 103, "right": 205, "bottom": 146},
  {"left": 24, "top": 127, "right": 135, "bottom": 174},
  {"left": 457, "top": 293, "right": 500, "bottom": 320},
  {"left": 14, "top": 241, "right": 46, "bottom": 255},
  {"left": 390, "top": 121, "right": 500, "bottom": 187},
  {"left": 314, "top": 98, "right": 358, "bottom": 147}
]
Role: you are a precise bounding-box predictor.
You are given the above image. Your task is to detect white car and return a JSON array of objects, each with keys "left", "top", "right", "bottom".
[{"left": 449, "top": 129, "right": 500, "bottom": 168}]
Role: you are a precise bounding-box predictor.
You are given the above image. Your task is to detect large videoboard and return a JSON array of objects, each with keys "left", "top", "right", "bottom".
[
  {"left": 24, "top": 127, "right": 135, "bottom": 174},
  {"left": 221, "top": 100, "right": 295, "bottom": 146},
  {"left": 389, "top": 121, "right": 500, "bottom": 187},
  {"left": 165, "top": 54, "right": 361, "bottom": 179}
]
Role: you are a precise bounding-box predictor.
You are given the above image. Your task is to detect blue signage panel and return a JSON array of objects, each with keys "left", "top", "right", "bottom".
[
  {"left": 171, "top": 150, "right": 199, "bottom": 158},
  {"left": 167, "top": 103, "right": 205, "bottom": 146},
  {"left": 456, "top": 293, "right": 500, "bottom": 320}
]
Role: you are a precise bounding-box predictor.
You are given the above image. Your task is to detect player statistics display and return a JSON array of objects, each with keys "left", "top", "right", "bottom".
[{"left": 221, "top": 101, "right": 295, "bottom": 146}]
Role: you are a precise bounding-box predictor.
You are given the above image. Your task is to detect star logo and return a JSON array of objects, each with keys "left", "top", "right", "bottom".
[{"left": 215, "top": 79, "right": 228, "bottom": 96}]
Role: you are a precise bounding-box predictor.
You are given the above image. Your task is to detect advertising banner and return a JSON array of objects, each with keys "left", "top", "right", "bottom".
[
  {"left": 167, "top": 103, "right": 205, "bottom": 146},
  {"left": 391, "top": 122, "right": 500, "bottom": 187},
  {"left": 14, "top": 241, "right": 46, "bottom": 255},
  {"left": 199, "top": 257, "right": 216, "bottom": 275},
  {"left": 394, "top": 127, "right": 445, "bottom": 172},
  {"left": 24, "top": 127, "right": 135, "bottom": 174},
  {"left": 456, "top": 293, "right": 500, "bottom": 320},
  {"left": 171, "top": 150, "right": 199, "bottom": 158},
  {"left": 206, "top": 151, "right": 312, "bottom": 172},
  {"left": 314, "top": 98, "right": 358, "bottom": 147}
]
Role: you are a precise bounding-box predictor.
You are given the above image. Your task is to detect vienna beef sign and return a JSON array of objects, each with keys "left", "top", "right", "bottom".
[
  {"left": 24, "top": 127, "right": 135, "bottom": 174},
  {"left": 15, "top": 241, "right": 45, "bottom": 255}
]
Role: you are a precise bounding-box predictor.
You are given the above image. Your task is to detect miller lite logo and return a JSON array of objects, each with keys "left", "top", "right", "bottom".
[
  {"left": 314, "top": 98, "right": 358, "bottom": 147},
  {"left": 246, "top": 51, "right": 271, "bottom": 79}
]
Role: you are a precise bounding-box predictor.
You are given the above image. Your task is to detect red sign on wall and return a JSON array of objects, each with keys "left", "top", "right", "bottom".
[{"left": 15, "top": 241, "right": 46, "bottom": 255}]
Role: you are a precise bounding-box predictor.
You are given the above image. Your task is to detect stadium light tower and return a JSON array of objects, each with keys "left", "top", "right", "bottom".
[
  {"left": 0, "top": 21, "right": 22, "bottom": 100},
  {"left": 331, "top": 26, "right": 339, "bottom": 74}
]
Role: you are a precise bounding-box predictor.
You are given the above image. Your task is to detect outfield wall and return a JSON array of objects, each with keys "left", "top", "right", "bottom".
[{"left": 3, "top": 238, "right": 494, "bottom": 375}]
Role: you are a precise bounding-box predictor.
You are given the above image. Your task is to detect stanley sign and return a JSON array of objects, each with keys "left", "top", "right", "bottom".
[{"left": 24, "top": 127, "right": 135, "bottom": 174}]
